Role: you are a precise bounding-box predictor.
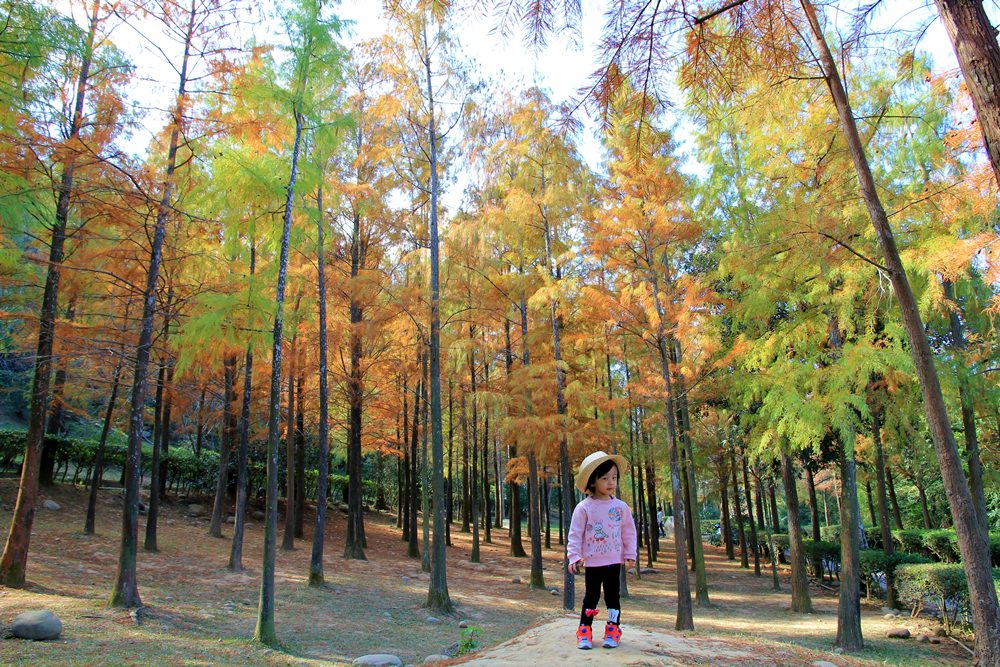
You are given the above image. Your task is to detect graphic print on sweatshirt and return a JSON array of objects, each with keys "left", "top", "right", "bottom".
[{"left": 586, "top": 506, "right": 623, "bottom": 557}]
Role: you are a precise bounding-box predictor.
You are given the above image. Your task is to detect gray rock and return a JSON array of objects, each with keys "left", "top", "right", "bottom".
[
  {"left": 426, "top": 616, "right": 441, "bottom": 623},
  {"left": 934, "top": 627, "right": 947, "bottom": 637},
  {"left": 352, "top": 655, "right": 402, "bottom": 666},
  {"left": 883, "top": 613, "right": 897, "bottom": 620},
  {"left": 11, "top": 610, "right": 62, "bottom": 640},
  {"left": 811, "top": 661, "right": 839, "bottom": 667},
  {"left": 424, "top": 656, "right": 450, "bottom": 664},
  {"left": 459, "top": 620, "right": 469, "bottom": 628},
  {"left": 640, "top": 568, "right": 656, "bottom": 574},
  {"left": 41, "top": 499, "right": 60, "bottom": 511},
  {"left": 548, "top": 587, "right": 558, "bottom": 595},
  {"left": 929, "top": 637, "right": 942, "bottom": 645},
  {"left": 886, "top": 627, "right": 910, "bottom": 639},
  {"left": 916, "top": 634, "right": 929, "bottom": 643},
  {"left": 511, "top": 577, "right": 521, "bottom": 584},
  {"left": 252, "top": 510, "right": 265, "bottom": 521},
  {"left": 833, "top": 647, "right": 844, "bottom": 654},
  {"left": 187, "top": 504, "right": 205, "bottom": 517}
]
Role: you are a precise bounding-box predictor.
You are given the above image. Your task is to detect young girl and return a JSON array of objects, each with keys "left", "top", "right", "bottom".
[{"left": 567, "top": 450, "right": 637, "bottom": 650}]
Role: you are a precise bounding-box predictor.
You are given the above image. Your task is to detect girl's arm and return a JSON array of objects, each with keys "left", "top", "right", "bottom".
[
  {"left": 567, "top": 501, "right": 588, "bottom": 568},
  {"left": 621, "top": 502, "right": 638, "bottom": 563}
]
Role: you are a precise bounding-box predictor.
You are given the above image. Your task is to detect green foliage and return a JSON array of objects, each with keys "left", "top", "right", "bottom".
[
  {"left": 892, "top": 529, "right": 926, "bottom": 555},
  {"left": 920, "top": 529, "right": 960, "bottom": 562},
  {"left": 894, "top": 563, "right": 1000, "bottom": 627},
  {"left": 456, "top": 625, "right": 482, "bottom": 655},
  {"left": 804, "top": 539, "right": 840, "bottom": 564},
  {"left": 859, "top": 549, "right": 931, "bottom": 582}
]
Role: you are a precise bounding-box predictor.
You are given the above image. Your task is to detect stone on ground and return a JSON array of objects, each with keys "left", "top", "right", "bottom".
[
  {"left": 352, "top": 655, "right": 402, "bottom": 666},
  {"left": 11, "top": 610, "right": 62, "bottom": 640},
  {"left": 424, "top": 655, "right": 450, "bottom": 663},
  {"left": 886, "top": 627, "right": 910, "bottom": 639},
  {"left": 811, "top": 661, "right": 839, "bottom": 667},
  {"left": 187, "top": 504, "right": 205, "bottom": 517},
  {"left": 41, "top": 499, "right": 60, "bottom": 510}
]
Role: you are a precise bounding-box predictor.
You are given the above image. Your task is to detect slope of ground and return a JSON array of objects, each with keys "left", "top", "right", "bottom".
[{"left": 0, "top": 479, "right": 971, "bottom": 666}]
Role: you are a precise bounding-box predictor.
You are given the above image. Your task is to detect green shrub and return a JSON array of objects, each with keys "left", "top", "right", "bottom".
[
  {"left": 892, "top": 529, "right": 926, "bottom": 555},
  {"left": 895, "top": 563, "right": 1000, "bottom": 632},
  {"left": 921, "top": 529, "right": 960, "bottom": 562}
]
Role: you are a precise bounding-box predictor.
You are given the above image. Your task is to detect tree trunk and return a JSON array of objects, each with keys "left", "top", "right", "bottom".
[
  {"left": 780, "top": 452, "right": 812, "bottom": 613},
  {"left": 731, "top": 449, "right": 748, "bottom": 569},
  {"left": 505, "top": 318, "right": 525, "bottom": 557},
  {"left": 871, "top": 404, "right": 897, "bottom": 607},
  {"left": 229, "top": 333, "right": 254, "bottom": 571},
  {"left": 917, "top": 482, "right": 932, "bottom": 529},
  {"left": 146, "top": 294, "right": 173, "bottom": 552},
  {"left": 865, "top": 478, "right": 878, "bottom": 529},
  {"left": 255, "top": 105, "right": 304, "bottom": 647},
  {"left": 740, "top": 446, "right": 760, "bottom": 577},
  {"left": 470, "top": 350, "right": 480, "bottom": 564},
  {"left": 408, "top": 375, "right": 421, "bottom": 559},
  {"left": 756, "top": 465, "right": 781, "bottom": 591},
  {"left": 0, "top": 0, "right": 99, "bottom": 587},
  {"left": 674, "top": 340, "right": 707, "bottom": 599},
  {"left": 309, "top": 193, "right": 331, "bottom": 581},
  {"left": 345, "top": 205, "right": 366, "bottom": 560},
  {"left": 934, "top": 0, "right": 1000, "bottom": 186},
  {"left": 421, "top": 355, "right": 431, "bottom": 573},
  {"left": 836, "top": 434, "right": 864, "bottom": 651},
  {"left": 805, "top": 464, "right": 821, "bottom": 579},
  {"left": 41, "top": 299, "right": 76, "bottom": 487},
  {"left": 447, "top": 381, "right": 453, "bottom": 547},
  {"left": 649, "top": 255, "right": 693, "bottom": 630},
  {"left": 481, "top": 365, "right": 492, "bottom": 545},
  {"left": 85, "top": 354, "right": 124, "bottom": 536},
  {"left": 942, "top": 279, "right": 989, "bottom": 535},
  {"left": 294, "top": 375, "right": 305, "bottom": 539},
  {"left": 720, "top": 458, "right": 734, "bottom": 560},
  {"left": 887, "top": 468, "right": 903, "bottom": 530},
  {"left": 109, "top": 0, "right": 196, "bottom": 603},
  {"left": 281, "top": 324, "right": 298, "bottom": 551},
  {"left": 210, "top": 354, "right": 237, "bottom": 539},
  {"left": 420, "top": 29, "right": 452, "bottom": 611},
  {"left": 801, "top": 3, "right": 1000, "bottom": 660}
]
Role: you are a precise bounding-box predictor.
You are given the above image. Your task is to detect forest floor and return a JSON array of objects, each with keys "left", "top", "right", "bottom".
[{"left": 0, "top": 478, "right": 973, "bottom": 666}]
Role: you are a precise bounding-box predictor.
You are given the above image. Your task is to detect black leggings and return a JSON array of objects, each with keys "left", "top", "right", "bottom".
[{"left": 579, "top": 564, "right": 621, "bottom": 626}]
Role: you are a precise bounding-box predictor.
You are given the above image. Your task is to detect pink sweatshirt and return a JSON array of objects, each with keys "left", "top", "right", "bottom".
[{"left": 567, "top": 496, "right": 638, "bottom": 568}]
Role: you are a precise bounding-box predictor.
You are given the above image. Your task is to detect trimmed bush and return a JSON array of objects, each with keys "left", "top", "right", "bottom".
[
  {"left": 921, "top": 529, "right": 960, "bottom": 563},
  {"left": 896, "top": 563, "right": 1000, "bottom": 633},
  {"left": 892, "top": 529, "right": 926, "bottom": 555}
]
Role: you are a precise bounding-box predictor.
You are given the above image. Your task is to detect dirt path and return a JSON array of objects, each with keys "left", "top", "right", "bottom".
[{"left": 454, "top": 615, "right": 763, "bottom": 666}]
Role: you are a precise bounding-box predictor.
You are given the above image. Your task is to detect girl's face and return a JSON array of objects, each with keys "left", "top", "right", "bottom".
[{"left": 593, "top": 466, "right": 618, "bottom": 499}]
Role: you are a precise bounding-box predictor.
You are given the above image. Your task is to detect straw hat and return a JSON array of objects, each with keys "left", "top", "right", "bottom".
[{"left": 574, "top": 450, "right": 628, "bottom": 494}]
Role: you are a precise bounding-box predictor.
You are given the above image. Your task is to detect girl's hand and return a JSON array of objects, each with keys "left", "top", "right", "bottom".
[
  {"left": 625, "top": 559, "right": 636, "bottom": 571},
  {"left": 569, "top": 559, "right": 584, "bottom": 574}
]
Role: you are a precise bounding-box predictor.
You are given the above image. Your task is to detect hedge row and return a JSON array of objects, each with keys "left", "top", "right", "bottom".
[
  {"left": 0, "top": 429, "right": 220, "bottom": 490},
  {"left": 810, "top": 523, "right": 1000, "bottom": 567},
  {"left": 0, "top": 429, "right": 375, "bottom": 501}
]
